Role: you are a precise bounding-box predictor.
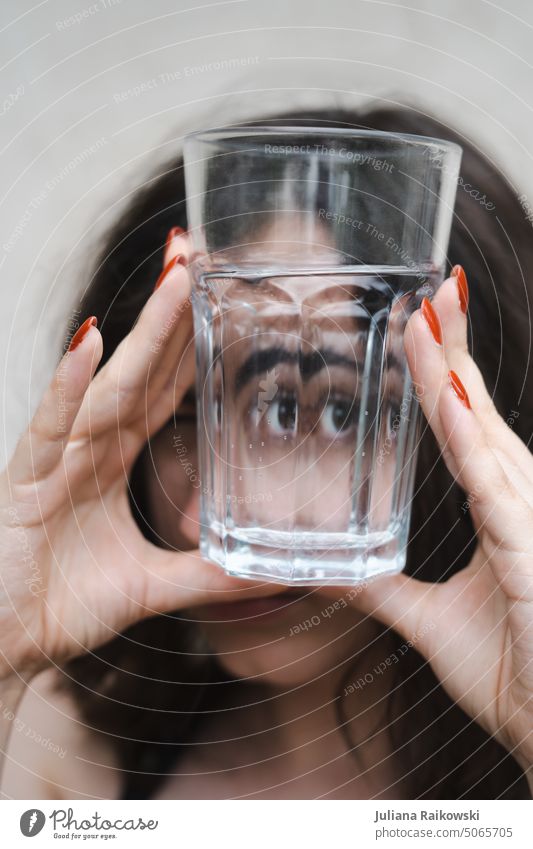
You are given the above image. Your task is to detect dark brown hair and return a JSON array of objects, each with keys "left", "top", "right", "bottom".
[{"left": 61, "top": 104, "right": 532, "bottom": 799}]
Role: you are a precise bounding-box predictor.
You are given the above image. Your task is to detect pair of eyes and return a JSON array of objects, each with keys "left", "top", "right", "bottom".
[{"left": 257, "top": 392, "right": 358, "bottom": 439}]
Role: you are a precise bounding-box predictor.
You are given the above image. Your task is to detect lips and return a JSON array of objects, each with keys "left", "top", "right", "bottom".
[{"left": 200, "top": 588, "right": 307, "bottom": 622}]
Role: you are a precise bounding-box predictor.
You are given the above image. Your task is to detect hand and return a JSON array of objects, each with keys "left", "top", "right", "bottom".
[
  {"left": 344, "top": 269, "right": 533, "bottom": 790},
  {"left": 0, "top": 231, "right": 278, "bottom": 683}
]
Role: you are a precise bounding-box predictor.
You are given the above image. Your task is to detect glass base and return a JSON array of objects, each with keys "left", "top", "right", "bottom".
[{"left": 201, "top": 524, "right": 407, "bottom": 585}]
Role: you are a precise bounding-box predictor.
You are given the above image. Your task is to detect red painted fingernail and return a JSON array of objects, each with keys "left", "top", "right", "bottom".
[
  {"left": 421, "top": 297, "right": 443, "bottom": 345},
  {"left": 165, "top": 226, "right": 186, "bottom": 250},
  {"left": 68, "top": 316, "right": 97, "bottom": 352},
  {"left": 451, "top": 264, "right": 468, "bottom": 314},
  {"left": 449, "top": 370, "right": 471, "bottom": 409},
  {"left": 154, "top": 254, "right": 186, "bottom": 291}
]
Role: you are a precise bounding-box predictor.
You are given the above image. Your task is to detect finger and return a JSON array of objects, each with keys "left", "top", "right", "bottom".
[
  {"left": 403, "top": 299, "right": 457, "bottom": 474},
  {"left": 163, "top": 226, "right": 190, "bottom": 267},
  {"left": 146, "top": 239, "right": 195, "bottom": 404},
  {"left": 406, "top": 292, "right": 533, "bottom": 550},
  {"left": 10, "top": 318, "right": 102, "bottom": 486},
  {"left": 71, "top": 255, "right": 193, "bottom": 441},
  {"left": 321, "top": 572, "right": 440, "bottom": 659},
  {"left": 435, "top": 268, "right": 533, "bottom": 473},
  {"left": 438, "top": 370, "right": 533, "bottom": 558},
  {"left": 135, "top": 545, "right": 290, "bottom": 615}
]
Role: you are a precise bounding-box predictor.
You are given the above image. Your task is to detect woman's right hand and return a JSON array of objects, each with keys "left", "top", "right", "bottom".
[{"left": 0, "top": 232, "right": 273, "bottom": 685}]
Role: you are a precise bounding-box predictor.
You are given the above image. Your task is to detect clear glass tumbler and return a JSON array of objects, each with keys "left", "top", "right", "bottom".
[{"left": 183, "top": 125, "right": 461, "bottom": 584}]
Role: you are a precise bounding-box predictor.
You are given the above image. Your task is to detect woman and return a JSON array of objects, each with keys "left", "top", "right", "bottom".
[{"left": 1, "top": 105, "right": 532, "bottom": 800}]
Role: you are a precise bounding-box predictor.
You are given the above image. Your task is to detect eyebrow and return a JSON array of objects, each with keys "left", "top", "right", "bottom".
[{"left": 231, "top": 346, "right": 364, "bottom": 393}]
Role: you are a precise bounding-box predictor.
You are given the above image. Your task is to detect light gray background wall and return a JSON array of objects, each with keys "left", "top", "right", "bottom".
[{"left": 1, "top": 0, "right": 532, "bottom": 466}]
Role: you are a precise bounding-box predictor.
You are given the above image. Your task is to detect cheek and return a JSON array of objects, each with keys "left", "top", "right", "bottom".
[{"left": 144, "top": 423, "right": 201, "bottom": 549}]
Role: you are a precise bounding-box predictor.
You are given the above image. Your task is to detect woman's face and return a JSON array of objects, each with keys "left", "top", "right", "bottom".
[
  {"left": 143, "top": 218, "right": 398, "bottom": 686},
  {"left": 144, "top": 409, "right": 377, "bottom": 687}
]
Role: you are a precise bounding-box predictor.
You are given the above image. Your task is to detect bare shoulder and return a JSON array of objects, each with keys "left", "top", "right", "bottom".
[{"left": 2, "top": 669, "right": 121, "bottom": 799}]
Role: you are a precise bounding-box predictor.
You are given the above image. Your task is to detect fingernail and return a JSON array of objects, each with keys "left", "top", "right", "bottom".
[
  {"left": 451, "top": 264, "right": 468, "bottom": 314},
  {"left": 154, "top": 254, "right": 186, "bottom": 291},
  {"left": 165, "top": 226, "right": 186, "bottom": 250},
  {"left": 449, "top": 370, "right": 471, "bottom": 409},
  {"left": 421, "top": 297, "right": 443, "bottom": 345},
  {"left": 68, "top": 316, "right": 97, "bottom": 352}
]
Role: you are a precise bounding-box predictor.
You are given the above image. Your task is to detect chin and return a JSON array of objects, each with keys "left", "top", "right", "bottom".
[
  {"left": 190, "top": 590, "right": 369, "bottom": 688},
  {"left": 219, "top": 648, "right": 352, "bottom": 687},
  {"left": 207, "top": 632, "right": 342, "bottom": 686}
]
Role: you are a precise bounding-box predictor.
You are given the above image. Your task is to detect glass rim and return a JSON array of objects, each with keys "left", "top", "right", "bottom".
[{"left": 184, "top": 124, "right": 463, "bottom": 157}]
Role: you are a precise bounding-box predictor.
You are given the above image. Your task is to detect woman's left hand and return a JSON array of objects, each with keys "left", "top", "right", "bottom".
[{"left": 346, "top": 268, "right": 533, "bottom": 793}]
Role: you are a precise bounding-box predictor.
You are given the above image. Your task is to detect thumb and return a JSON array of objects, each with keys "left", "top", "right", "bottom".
[
  {"left": 139, "top": 545, "right": 289, "bottom": 614},
  {"left": 334, "top": 572, "right": 439, "bottom": 654}
]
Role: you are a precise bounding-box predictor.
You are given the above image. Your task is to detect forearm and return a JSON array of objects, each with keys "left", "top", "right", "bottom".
[{"left": 0, "top": 674, "right": 27, "bottom": 791}]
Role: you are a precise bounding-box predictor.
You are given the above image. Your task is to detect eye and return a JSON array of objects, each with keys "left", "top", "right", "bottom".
[
  {"left": 320, "top": 396, "right": 358, "bottom": 439},
  {"left": 267, "top": 392, "right": 297, "bottom": 435}
]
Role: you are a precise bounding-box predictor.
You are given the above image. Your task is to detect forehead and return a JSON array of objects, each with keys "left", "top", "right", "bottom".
[
  {"left": 203, "top": 275, "right": 387, "bottom": 399},
  {"left": 209, "top": 273, "right": 377, "bottom": 337}
]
